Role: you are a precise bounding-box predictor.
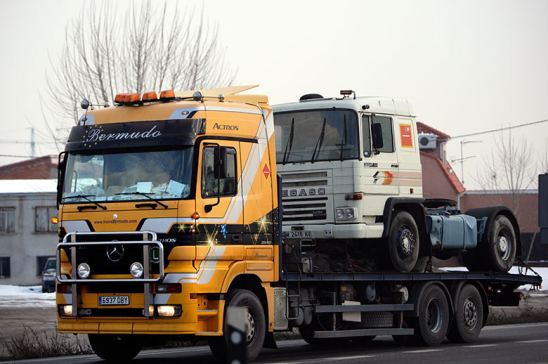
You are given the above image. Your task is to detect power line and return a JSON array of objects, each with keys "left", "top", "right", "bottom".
[{"left": 451, "top": 118, "right": 548, "bottom": 139}]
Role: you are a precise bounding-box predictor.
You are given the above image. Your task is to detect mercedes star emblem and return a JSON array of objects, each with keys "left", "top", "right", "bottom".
[{"left": 106, "top": 244, "right": 125, "bottom": 262}]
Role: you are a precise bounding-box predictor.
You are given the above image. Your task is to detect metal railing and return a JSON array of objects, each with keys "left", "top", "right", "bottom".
[{"left": 56, "top": 231, "right": 164, "bottom": 317}]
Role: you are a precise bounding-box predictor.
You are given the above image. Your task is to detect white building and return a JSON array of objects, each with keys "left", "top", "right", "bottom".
[{"left": 0, "top": 179, "right": 58, "bottom": 285}]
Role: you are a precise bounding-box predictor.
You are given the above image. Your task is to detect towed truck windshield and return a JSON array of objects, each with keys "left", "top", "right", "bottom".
[
  {"left": 62, "top": 148, "right": 193, "bottom": 203},
  {"left": 275, "top": 109, "right": 359, "bottom": 163}
]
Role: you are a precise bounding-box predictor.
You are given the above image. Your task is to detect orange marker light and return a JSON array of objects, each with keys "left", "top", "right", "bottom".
[
  {"left": 128, "top": 93, "right": 140, "bottom": 103},
  {"left": 114, "top": 93, "right": 128, "bottom": 104},
  {"left": 50, "top": 216, "right": 59, "bottom": 225},
  {"left": 142, "top": 91, "right": 158, "bottom": 102},
  {"left": 191, "top": 212, "right": 200, "bottom": 220},
  {"left": 160, "top": 89, "right": 175, "bottom": 100}
]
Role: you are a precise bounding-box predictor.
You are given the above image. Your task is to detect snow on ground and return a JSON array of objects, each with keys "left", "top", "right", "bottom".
[{"left": 0, "top": 285, "right": 55, "bottom": 307}]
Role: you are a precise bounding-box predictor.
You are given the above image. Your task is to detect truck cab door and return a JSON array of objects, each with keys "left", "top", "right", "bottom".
[
  {"left": 195, "top": 140, "right": 243, "bottom": 244},
  {"left": 364, "top": 114, "right": 399, "bottom": 195}
]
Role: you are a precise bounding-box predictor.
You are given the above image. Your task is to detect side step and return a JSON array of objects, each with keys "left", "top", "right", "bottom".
[
  {"left": 314, "top": 328, "right": 414, "bottom": 339},
  {"left": 315, "top": 303, "right": 414, "bottom": 313}
]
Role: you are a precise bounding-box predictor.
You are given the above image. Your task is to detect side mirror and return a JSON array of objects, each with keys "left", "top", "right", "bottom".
[{"left": 371, "top": 123, "right": 384, "bottom": 152}]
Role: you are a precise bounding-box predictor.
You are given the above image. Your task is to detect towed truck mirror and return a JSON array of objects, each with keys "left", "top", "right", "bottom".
[{"left": 371, "top": 123, "right": 384, "bottom": 153}]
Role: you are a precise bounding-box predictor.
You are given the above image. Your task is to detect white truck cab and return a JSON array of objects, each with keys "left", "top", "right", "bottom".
[{"left": 274, "top": 92, "right": 422, "bottom": 241}]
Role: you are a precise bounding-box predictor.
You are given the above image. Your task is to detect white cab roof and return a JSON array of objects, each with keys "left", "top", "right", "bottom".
[{"left": 274, "top": 96, "right": 414, "bottom": 117}]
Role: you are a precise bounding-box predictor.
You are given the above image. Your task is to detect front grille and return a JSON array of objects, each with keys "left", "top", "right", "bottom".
[
  {"left": 63, "top": 233, "right": 160, "bottom": 275},
  {"left": 87, "top": 282, "right": 146, "bottom": 293},
  {"left": 281, "top": 171, "right": 330, "bottom": 223}
]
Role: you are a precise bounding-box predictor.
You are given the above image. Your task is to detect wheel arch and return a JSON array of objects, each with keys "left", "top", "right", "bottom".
[
  {"left": 383, "top": 197, "right": 430, "bottom": 257},
  {"left": 465, "top": 206, "right": 522, "bottom": 259},
  {"left": 225, "top": 273, "right": 269, "bottom": 331}
]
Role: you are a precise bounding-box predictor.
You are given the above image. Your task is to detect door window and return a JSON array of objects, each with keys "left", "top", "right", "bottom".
[
  {"left": 371, "top": 116, "right": 394, "bottom": 153},
  {"left": 201, "top": 146, "right": 237, "bottom": 198}
]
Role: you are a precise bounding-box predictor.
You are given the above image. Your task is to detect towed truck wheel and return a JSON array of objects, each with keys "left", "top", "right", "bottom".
[
  {"left": 88, "top": 334, "right": 142, "bottom": 362},
  {"left": 208, "top": 289, "right": 266, "bottom": 362},
  {"left": 447, "top": 284, "right": 484, "bottom": 343},
  {"left": 388, "top": 211, "right": 420, "bottom": 272},
  {"left": 464, "top": 215, "right": 516, "bottom": 272}
]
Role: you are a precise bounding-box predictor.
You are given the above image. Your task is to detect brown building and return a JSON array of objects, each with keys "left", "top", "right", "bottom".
[
  {"left": 417, "top": 122, "right": 464, "bottom": 201},
  {"left": 0, "top": 155, "right": 58, "bottom": 180}
]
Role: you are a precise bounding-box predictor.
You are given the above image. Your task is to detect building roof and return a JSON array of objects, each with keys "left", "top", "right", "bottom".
[
  {"left": 0, "top": 179, "right": 57, "bottom": 194},
  {"left": 420, "top": 151, "right": 465, "bottom": 194},
  {"left": 0, "top": 155, "right": 58, "bottom": 180},
  {"left": 417, "top": 122, "right": 451, "bottom": 141}
]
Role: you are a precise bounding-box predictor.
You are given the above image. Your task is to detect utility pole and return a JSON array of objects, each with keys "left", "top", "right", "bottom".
[{"left": 30, "top": 127, "right": 36, "bottom": 158}]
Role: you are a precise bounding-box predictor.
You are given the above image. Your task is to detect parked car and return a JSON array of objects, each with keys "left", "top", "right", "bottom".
[{"left": 41, "top": 257, "right": 56, "bottom": 293}]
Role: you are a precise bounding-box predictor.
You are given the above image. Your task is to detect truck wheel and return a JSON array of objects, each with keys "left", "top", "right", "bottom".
[
  {"left": 208, "top": 289, "right": 266, "bottom": 362},
  {"left": 88, "top": 334, "right": 142, "bottom": 362},
  {"left": 413, "top": 284, "right": 449, "bottom": 346},
  {"left": 447, "top": 284, "right": 484, "bottom": 343},
  {"left": 486, "top": 215, "right": 516, "bottom": 272},
  {"left": 388, "top": 211, "right": 420, "bottom": 272}
]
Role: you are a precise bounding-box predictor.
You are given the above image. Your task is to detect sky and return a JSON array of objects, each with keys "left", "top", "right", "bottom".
[{"left": 0, "top": 0, "right": 547, "bottom": 188}]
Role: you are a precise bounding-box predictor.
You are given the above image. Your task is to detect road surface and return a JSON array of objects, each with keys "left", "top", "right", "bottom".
[{"left": 9, "top": 322, "right": 548, "bottom": 364}]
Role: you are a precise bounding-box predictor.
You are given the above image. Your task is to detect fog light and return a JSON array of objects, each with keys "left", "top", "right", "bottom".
[
  {"left": 59, "top": 305, "right": 73, "bottom": 316},
  {"left": 156, "top": 305, "right": 181, "bottom": 317},
  {"left": 130, "top": 262, "right": 144, "bottom": 278},
  {"left": 77, "top": 263, "right": 90, "bottom": 279}
]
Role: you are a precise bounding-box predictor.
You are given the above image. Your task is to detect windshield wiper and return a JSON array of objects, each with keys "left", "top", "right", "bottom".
[
  {"left": 282, "top": 118, "right": 295, "bottom": 165},
  {"left": 61, "top": 194, "right": 107, "bottom": 210},
  {"left": 311, "top": 117, "right": 327, "bottom": 162},
  {"left": 115, "top": 192, "right": 168, "bottom": 209}
]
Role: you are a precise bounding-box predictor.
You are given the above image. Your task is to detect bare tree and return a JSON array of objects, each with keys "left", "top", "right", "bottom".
[
  {"left": 45, "top": 0, "right": 235, "bottom": 142},
  {"left": 477, "top": 129, "right": 537, "bottom": 214}
]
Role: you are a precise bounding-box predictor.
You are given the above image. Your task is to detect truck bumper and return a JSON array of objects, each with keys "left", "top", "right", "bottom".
[
  {"left": 57, "top": 293, "right": 225, "bottom": 336},
  {"left": 283, "top": 223, "right": 384, "bottom": 240}
]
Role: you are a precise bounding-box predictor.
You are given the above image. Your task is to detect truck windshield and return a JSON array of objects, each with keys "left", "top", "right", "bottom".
[
  {"left": 274, "top": 109, "right": 359, "bottom": 163},
  {"left": 62, "top": 148, "right": 193, "bottom": 203}
]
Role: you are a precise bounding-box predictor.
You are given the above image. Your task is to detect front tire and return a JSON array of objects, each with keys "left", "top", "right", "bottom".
[
  {"left": 388, "top": 211, "right": 420, "bottom": 272},
  {"left": 447, "top": 284, "right": 484, "bottom": 343},
  {"left": 88, "top": 334, "right": 142, "bottom": 362},
  {"left": 208, "top": 289, "right": 266, "bottom": 362}
]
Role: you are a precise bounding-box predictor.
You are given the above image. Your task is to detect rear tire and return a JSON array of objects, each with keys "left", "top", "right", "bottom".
[
  {"left": 88, "top": 334, "right": 142, "bottom": 362},
  {"left": 388, "top": 211, "right": 420, "bottom": 272},
  {"left": 413, "top": 284, "right": 449, "bottom": 346},
  {"left": 447, "top": 284, "right": 484, "bottom": 343},
  {"left": 464, "top": 215, "right": 516, "bottom": 272},
  {"left": 208, "top": 289, "right": 266, "bottom": 362}
]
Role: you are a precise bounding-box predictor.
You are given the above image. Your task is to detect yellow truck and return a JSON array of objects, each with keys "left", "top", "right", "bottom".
[{"left": 55, "top": 86, "right": 541, "bottom": 362}]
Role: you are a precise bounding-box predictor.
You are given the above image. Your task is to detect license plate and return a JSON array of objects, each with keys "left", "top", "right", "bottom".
[
  {"left": 284, "top": 230, "right": 312, "bottom": 239},
  {"left": 99, "top": 296, "right": 129, "bottom": 306}
]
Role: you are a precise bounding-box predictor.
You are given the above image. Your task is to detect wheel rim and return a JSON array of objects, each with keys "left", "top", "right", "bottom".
[
  {"left": 463, "top": 298, "right": 478, "bottom": 329},
  {"left": 426, "top": 298, "right": 443, "bottom": 333},
  {"left": 245, "top": 310, "right": 256, "bottom": 343},
  {"left": 397, "top": 225, "right": 416, "bottom": 258},
  {"left": 496, "top": 228, "right": 513, "bottom": 261}
]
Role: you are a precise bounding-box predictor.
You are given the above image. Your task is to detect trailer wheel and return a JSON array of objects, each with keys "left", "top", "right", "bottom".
[
  {"left": 88, "top": 334, "right": 142, "bottom": 362},
  {"left": 413, "top": 284, "right": 449, "bottom": 346},
  {"left": 388, "top": 211, "right": 420, "bottom": 272},
  {"left": 447, "top": 284, "right": 484, "bottom": 343},
  {"left": 208, "top": 289, "right": 266, "bottom": 362}
]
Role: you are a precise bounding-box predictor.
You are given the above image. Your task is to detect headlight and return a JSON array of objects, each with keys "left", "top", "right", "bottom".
[
  {"left": 77, "top": 263, "right": 90, "bottom": 279},
  {"left": 156, "top": 305, "right": 182, "bottom": 317},
  {"left": 335, "top": 207, "right": 357, "bottom": 221},
  {"left": 59, "top": 304, "right": 73, "bottom": 316},
  {"left": 130, "top": 262, "right": 144, "bottom": 278}
]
